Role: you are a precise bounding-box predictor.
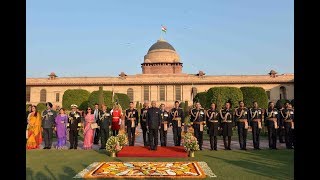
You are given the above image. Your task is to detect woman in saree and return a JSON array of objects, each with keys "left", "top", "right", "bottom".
[
  {"left": 26, "top": 105, "right": 42, "bottom": 149},
  {"left": 54, "top": 108, "right": 68, "bottom": 149},
  {"left": 83, "top": 107, "right": 95, "bottom": 149}
]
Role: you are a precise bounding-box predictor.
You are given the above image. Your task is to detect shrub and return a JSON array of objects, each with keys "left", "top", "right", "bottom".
[
  {"left": 62, "top": 89, "right": 90, "bottom": 110},
  {"left": 206, "top": 87, "right": 243, "bottom": 110},
  {"left": 36, "top": 103, "right": 47, "bottom": 114},
  {"left": 88, "top": 90, "right": 114, "bottom": 109},
  {"left": 79, "top": 100, "right": 90, "bottom": 111},
  {"left": 115, "top": 93, "right": 130, "bottom": 109},
  {"left": 240, "top": 87, "right": 268, "bottom": 109},
  {"left": 193, "top": 92, "right": 208, "bottom": 108},
  {"left": 276, "top": 99, "right": 291, "bottom": 109}
]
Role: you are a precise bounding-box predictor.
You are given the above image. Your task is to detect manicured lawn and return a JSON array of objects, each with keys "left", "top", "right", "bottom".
[{"left": 26, "top": 149, "right": 293, "bottom": 180}]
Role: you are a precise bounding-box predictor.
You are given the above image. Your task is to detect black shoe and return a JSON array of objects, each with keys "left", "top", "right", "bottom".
[
  {"left": 99, "top": 148, "right": 105, "bottom": 150},
  {"left": 43, "top": 147, "right": 48, "bottom": 149},
  {"left": 69, "top": 147, "right": 73, "bottom": 149},
  {"left": 74, "top": 147, "right": 77, "bottom": 149},
  {"left": 224, "top": 148, "right": 228, "bottom": 150},
  {"left": 47, "top": 147, "right": 51, "bottom": 149},
  {"left": 199, "top": 147, "right": 202, "bottom": 151},
  {"left": 257, "top": 148, "right": 261, "bottom": 150},
  {"left": 228, "top": 148, "right": 231, "bottom": 150},
  {"left": 214, "top": 148, "right": 217, "bottom": 151},
  {"left": 243, "top": 148, "right": 247, "bottom": 151}
]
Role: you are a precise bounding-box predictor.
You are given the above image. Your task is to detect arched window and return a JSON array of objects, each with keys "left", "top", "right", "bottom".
[
  {"left": 144, "top": 86, "right": 149, "bottom": 101},
  {"left": 175, "top": 85, "right": 181, "bottom": 101},
  {"left": 159, "top": 85, "right": 166, "bottom": 101},
  {"left": 280, "top": 86, "right": 287, "bottom": 100},
  {"left": 40, "top": 89, "right": 46, "bottom": 102},
  {"left": 127, "top": 88, "right": 134, "bottom": 101},
  {"left": 26, "top": 86, "right": 31, "bottom": 102},
  {"left": 191, "top": 87, "right": 198, "bottom": 100}
]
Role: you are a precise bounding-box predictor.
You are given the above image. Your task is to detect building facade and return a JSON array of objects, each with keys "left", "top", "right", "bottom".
[{"left": 26, "top": 39, "right": 294, "bottom": 108}]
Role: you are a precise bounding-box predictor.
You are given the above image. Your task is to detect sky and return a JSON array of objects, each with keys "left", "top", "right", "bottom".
[{"left": 26, "top": 0, "right": 293, "bottom": 78}]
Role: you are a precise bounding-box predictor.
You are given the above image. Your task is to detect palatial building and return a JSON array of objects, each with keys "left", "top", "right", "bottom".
[{"left": 26, "top": 39, "right": 294, "bottom": 108}]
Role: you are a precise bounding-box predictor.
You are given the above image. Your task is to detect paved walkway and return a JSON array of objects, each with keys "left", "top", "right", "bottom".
[{"left": 38, "top": 125, "right": 287, "bottom": 150}]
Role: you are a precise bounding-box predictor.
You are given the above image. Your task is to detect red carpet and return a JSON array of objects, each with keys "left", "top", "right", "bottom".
[{"left": 117, "top": 146, "right": 188, "bottom": 157}]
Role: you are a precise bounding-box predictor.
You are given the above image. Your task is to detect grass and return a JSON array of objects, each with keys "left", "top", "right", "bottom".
[{"left": 26, "top": 148, "right": 293, "bottom": 180}]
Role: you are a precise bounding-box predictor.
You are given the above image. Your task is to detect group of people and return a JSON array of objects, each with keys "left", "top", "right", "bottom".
[
  {"left": 26, "top": 100, "right": 294, "bottom": 151},
  {"left": 26, "top": 102, "right": 123, "bottom": 150}
]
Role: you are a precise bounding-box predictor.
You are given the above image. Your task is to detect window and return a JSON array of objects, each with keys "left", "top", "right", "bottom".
[
  {"left": 266, "top": 90, "right": 270, "bottom": 100},
  {"left": 159, "top": 85, "right": 166, "bottom": 101},
  {"left": 175, "top": 85, "right": 181, "bottom": 101},
  {"left": 26, "top": 86, "right": 31, "bottom": 102},
  {"left": 56, "top": 93, "right": 60, "bottom": 102},
  {"left": 144, "top": 86, "right": 149, "bottom": 101},
  {"left": 40, "top": 89, "right": 47, "bottom": 102},
  {"left": 127, "top": 88, "right": 134, "bottom": 101},
  {"left": 280, "top": 86, "right": 287, "bottom": 100},
  {"left": 191, "top": 87, "right": 197, "bottom": 99}
]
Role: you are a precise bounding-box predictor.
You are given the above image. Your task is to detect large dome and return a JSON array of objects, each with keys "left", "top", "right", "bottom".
[{"left": 148, "top": 40, "right": 176, "bottom": 52}]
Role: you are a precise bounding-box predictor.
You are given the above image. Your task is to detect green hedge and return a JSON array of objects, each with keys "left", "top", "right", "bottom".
[
  {"left": 62, "top": 89, "right": 90, "bottom": 110},
  {"left": 240, "top": 87, "right": 268, "bottom": 109},
  {"left": 276, "top": 99, "right": 291, "bottom": 109},
  {"left": 79, "top": 100, "right": 90, "bottom": 111},
  {"left": 193, "top": 92, "right": 208, "bottom": 108},
  {"left": 36, "top": 103, "right": 47, "bottom": 114},
  {"left": 206, "top": 87, "right": 243, "bottom": 110},
  {"left": 88, "top": 90, "right": 114, "bottom": 109},
  {"left": 115, "top": 93, "right": 130, "bottom": 109}
]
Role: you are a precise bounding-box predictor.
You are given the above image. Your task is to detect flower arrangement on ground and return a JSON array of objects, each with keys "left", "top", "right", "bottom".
[
  {"left": 117, "top": 133, "right": 128, "bottom": 147},
  {"left": 182, "top": 132, "right": 200, "bottom": 157},
  {"left": 106, "top": 136, "right": 122, "bottom": 157}
]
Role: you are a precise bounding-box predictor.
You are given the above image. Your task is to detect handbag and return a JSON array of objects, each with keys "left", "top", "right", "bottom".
[{"left": 90, "top": 122, "right": 98, "bottom": 129}]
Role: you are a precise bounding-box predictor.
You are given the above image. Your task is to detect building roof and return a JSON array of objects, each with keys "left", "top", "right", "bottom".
[
  {"left": 26, "top": 73, "right": 294, "bottom": 86},
  {"left": 148, "top": 40, "right": 176, "bottom": 52}
]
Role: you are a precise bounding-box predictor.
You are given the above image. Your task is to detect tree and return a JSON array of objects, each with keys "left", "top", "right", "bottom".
[
  {"left": 206, "top": 87, "right": 243, "bottom": 110},
  {"left": 193, "top": 92, "right": 208, "bottom": 108},
  {"left": 115, "top": 93, "right": 130, "bottom": 109},
  {"left": 240, "top": 87, "right": 269, "bottom": 109},
  {"left": 36, "top": 103, "right": 47, "bottom": 114},
  {"left": 62, "top": 89, "right": 90, "bottom": 110},
  {"left": 88, "top": 90, "right": 114, "bottom": 109},
  {"left": 98, "top": 86, "right": 104, "bottom": 108}
]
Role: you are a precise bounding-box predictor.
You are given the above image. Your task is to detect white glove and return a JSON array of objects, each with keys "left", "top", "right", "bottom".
[{"left": 119, "top": 119, "right": 121, "bottom": 125}]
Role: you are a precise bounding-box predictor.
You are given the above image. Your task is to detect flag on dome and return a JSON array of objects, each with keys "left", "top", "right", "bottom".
[{"left": 161, "top": 25, "right": 167, "bottom": 33}]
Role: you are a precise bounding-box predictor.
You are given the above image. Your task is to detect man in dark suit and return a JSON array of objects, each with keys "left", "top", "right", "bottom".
[
  {"left": 146, "top": 101, "right": 161, "bottom": 150},
  {"left": 93, "top": 103, "right": 102, "bottom": 145},
  {"left": 98, "top": 104, "right": 112, "bottom": 150}
]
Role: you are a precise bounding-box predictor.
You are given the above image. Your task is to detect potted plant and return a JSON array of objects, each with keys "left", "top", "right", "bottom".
[
  {"left": 182, "top": 132, "right": 200, "bottom": 157},
  {"left": 106, "top": 136, "right": 122, "bottom": 157}
]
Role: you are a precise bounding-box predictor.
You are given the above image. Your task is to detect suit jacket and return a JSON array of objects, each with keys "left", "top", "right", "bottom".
[
  {"left": 93, "top": 109, "right": 102, "bottom": 123},
  {"left": 98, "top": 110, "right": 111, "bottom": 129},
  {"left": 68, "top": 111, "right": 81, "bottom": 130},
  {"left": 146, "top": 107, "right": 161, "bottom": 129},
  {"left": 42, "top": 109, "right": 57, "bottom": 128},
  {"left": 125, "top": 108, "right": 139, "bottom": 127}
]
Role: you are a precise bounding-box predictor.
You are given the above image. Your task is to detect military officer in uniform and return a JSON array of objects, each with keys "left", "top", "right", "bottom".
[
  {"left": 68, "top": 104, "right": 81, "bottom": 149},
  {"left": 169, "top": 101, "right": 185, "bottom": 146},
  {"left": 146, "top": 101, "right": 161, "bottom": 150},
  {"left": 280, "top": 102, "right": 294, "bottom": 149},
  {"left": 264, "top": 102, "right": 280, "bottom": 150},
  {"left": 190, "top": 102, "right": 206, "bottom": 150},
  {"left": 159, "top": 104, "right": 169, "bottom": 146},
  {"left": 219, "top": 101, "right": 234, "bottom": 150},
  {"left": 206, "top": 103, "right": 220, "bottom": 150},
  {"left": 234, "top": 101, "right": 249, "bottom": 150},
  {"left": 125, "top": 102, "right": 139, "bottom": 146},
  {"left": 249, "top": 101, "right": 263, "bottom": 150},
  {"left": 41, "top": 102, "right": 57, "bottom": 149},
  {"left": 98, "top": 104, "right": 111, "bottom": 149},
  {"left": 140, "top": 101, "right": 150, "bottom": 146}
]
